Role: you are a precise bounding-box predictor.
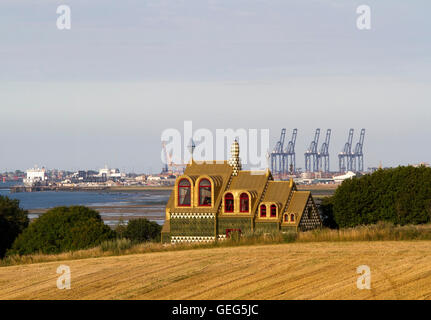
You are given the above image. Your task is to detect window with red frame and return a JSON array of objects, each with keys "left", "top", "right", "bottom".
[
  {"left": 260, "top": 204, "right": 266, "bottom": 217},
  {"left": 290, "top": 214, "right": 295, "bottom": 222},
  {"left": 270, "top": 204, "right": 277, "bottom": 217},
  {"left": 178, "top": 179, "right": 191, "bottom": 206},
  {"left": 284, "top": 214, "right": 288, "bottom": 222},
  {"left": 224, "top": 193, "right": 234, "bottom": 212},
  {"left": 240, "top": 193, "right": 249, "bottom": 213},
  {"left": 199, "top": 179, "right": 211, "bottom": 206}
]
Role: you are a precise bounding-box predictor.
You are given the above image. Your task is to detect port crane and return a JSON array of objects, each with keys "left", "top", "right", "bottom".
[
  {"left": 285, "top": 128, "right": 297, "bottom": 174},
  {"left": 270, "top": 128, "right": 287, "bottom": 175},
  {"left": 317, "top": 129, "right": 331, "bottom": 173},
  {"left": 304, "top": 129, "right": 320, "bottom": 172},
  {"left": 351, "top": 129, "right": 366, "bottom": 172},
  {"left": 338, "top": 128, "right": 354, "bottom": 173},
  {"left": 161, "top": 141, "right": 186, "bottom": 174}
]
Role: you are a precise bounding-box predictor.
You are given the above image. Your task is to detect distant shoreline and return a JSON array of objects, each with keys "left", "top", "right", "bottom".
[
  {"left": 9, "top": 183, "right": 337, "bottom": 193},
  {"left": 9, "top": 185, "right": 174, "bottom": 193}
]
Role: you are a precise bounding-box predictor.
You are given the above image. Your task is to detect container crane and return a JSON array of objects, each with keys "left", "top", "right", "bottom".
[
  {"left": 304, "top": 129, "right": 320, "bottom": 172},
  {"left": 351, "top": 129, "right": 366, "bottom": 172},
  {"left": 270, "top": 128, "right": 287, "bottom": 175},
  {"left": 317, "top": 129, "right": 331, "bottom": 173},
  {"left": 161, "top": 141, "right": 186, "bottom": 174},
  {"left": 338, "top": 129, "right": 354, "bottom": 173},
  {"left": 285, "top": 128, "right": 297, "bottom": 174}
]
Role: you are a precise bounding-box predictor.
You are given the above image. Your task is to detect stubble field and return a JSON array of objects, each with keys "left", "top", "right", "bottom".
[{"left": 1, "top": 241, "right": 431, "bottom": 300}]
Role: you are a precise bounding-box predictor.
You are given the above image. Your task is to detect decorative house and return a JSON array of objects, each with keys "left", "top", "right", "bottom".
[{"left": 161, "top": 140, "right": 322, "bottom": 243}]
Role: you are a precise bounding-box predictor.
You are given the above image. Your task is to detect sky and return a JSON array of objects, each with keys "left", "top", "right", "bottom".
[{"left": 1, "top": 0, "right": 430, "bottom": 173}]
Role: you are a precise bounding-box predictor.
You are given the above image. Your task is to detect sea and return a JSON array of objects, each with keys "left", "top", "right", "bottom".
[{"left": 0, "top": 181, "right": 170, "bottom": 227}]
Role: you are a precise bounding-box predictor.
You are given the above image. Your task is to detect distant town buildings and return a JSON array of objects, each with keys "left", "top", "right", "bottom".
[
  {"left": 412, "top": 162, "right": 430, "bottom": 168},
  {"left": 12, "top": 165, "right": 176, "bottom": 188},
  {"left": 3, "top": 160, "right": 429, "bottom": 189}
]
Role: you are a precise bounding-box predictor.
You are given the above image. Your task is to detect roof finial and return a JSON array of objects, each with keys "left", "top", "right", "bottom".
[
  {"left": 266, "top": 149, "right": 270, "bottom": 169},
  {"left": 188, "top": 139, "right": 196, "bottom": 162}
]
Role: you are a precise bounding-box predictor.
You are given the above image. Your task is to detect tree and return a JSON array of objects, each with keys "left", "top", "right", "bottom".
[
  {"left": 0, "top": 196, "right": 29, "bottom": 258},
  {"left": 9, "top": 206, "right": 115, "bottom": 256},
  {"left": 328, "top": 166, "right": 431, "bottom": 228},
  {"left": 320, "top": 196, "right": 338, "bottom": 229},
  {"left": 124, "top": 218, "right": 162, "bottom": 243},
  {"left": 114, "top": 218, "right": 127, "bottom": 238}
]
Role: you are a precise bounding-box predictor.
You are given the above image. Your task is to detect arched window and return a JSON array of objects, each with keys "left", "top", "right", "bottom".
[
  {"left": 199, "top": 179, "right": 212, "bottom": 206},
  {"left": 270, "top": 204, "right": 277, "bottom": 217},
  {"left": 260, "top": 204, "right": 266, "bottom": 217},
  {"left": 240, "top": 193, "right": 249, "bottom": 213},
  {"left": 225, "top": 193, "right": 234, "bottom": 212},
  {"left": 178, "top": 179, "right": 191, "bottom": 206},
  {"left": 284, "top": 214, "right": 288, "bottom": 222},
  {"left": 290, "top": 214, "right": 295, "bottom": 222}
]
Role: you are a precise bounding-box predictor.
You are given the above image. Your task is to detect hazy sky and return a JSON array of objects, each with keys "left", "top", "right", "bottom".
[{"left": 1, "top": 0, "right": 430, "bottom": 173}]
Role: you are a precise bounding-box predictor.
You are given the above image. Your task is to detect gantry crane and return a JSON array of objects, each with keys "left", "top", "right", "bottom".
[
  {"left": 317, "top": 129, "right": 331, "bottom": 173},
  {"left": 161, "top": 141, "right": 186, "bottom": 174},
  {"left": 270, "top": 128, "right": 287, "bottom": 175},
  {"left": 338, "top": 129, "right": 354, "bottom": 173},
  {"left": 285, "top": 128, "right": 297, "bottom": 174},
  {"left": 351, "top": 129, "right": 366, "bottom": 172},
  {"left": 304, "top": 129, "right": 320, "bottom": 172}
]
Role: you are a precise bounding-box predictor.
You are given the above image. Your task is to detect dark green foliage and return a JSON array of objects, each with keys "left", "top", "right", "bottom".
[
  {"left": 281, "top": 231, "right": 298, "bottom": 243},
  {"left": 114, "top": 218, "right": 127, "bottom": 238},
  {"left": 330, "top": 166, "right": 431, "bottom": 228},
  {"left": 0, "top": 196, "right": 29, "bottom": 258},
  {"left": 320, "top": 197, "right": 338, "bottom": 229},
  {"left": 9, "top": 206, "right": 115, "bottom": 255},
  {"left": 124, "top": 218, "right": 162, "bottom": 243}
]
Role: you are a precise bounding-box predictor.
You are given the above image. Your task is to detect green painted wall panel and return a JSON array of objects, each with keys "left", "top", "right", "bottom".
[
  {"left": 170, "top": 218, "right": 215, "bottom": 237},
  {"left": 281, "top": 225, "right": 297, "bottom": 232},
  {"left": 218, "top": 217, "right": 252, "bottom": 236},
  {"left": 255, "top": 222, "right": 279, "bottom": 233}
]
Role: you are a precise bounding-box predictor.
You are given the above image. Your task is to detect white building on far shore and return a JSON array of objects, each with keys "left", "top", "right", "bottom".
[
  {"left": 24, "top": 166, "right": 47, "bottom": 186},
  {"left": 97, "top": 165, "right": 125, "bottom": 179},
  {"left": 333, "top": 171, "right": 356, "bottom": 183}
]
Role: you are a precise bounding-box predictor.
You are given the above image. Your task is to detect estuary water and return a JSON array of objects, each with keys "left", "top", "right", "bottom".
[{"left": 0, "top": 182, "right": 170, "bottom": 226}]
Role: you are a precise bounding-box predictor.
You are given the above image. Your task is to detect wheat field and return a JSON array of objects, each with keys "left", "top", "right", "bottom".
[{"left": 1, "top": 241, "right": 431, "bottom": 300}]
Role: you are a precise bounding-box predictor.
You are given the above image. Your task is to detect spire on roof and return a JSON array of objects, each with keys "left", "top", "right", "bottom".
[
  {"left": 228, "top": 139, "right": 242, "bottom": 176},
  {"left": 187, "top": 139, "right": 196, "bottom": 162}
]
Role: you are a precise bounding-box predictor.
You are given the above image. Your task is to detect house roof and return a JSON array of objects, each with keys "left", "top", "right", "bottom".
[
  {"left": 227, "top": 170, "right": 270, "bottom": 215},
  {"left": 262, "top": 181, "right": 293, "bottom": 207},
  {"left": 184, "top": 160, "right": 232, "bottom": 177},
  {"left": 166, "top": 160, "right": 233, "bottom": 214},
  {"left": 229, "top": 170, "right": 269, "bottom": 189},
  {"left": 285, "top": 191, "right": 310, "bottom": 225}
]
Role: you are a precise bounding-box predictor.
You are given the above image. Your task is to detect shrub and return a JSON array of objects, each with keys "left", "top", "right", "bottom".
[
  {"left": 281, "top": 231, "right": 298, "bottom": 243},
  {"left": 328, "top": 166, "right": 431, "bottom": 228},
  {"left": 0, "top": 196, "right": 29, "bottom": 258},
  {"left": 114, "top": 218, "right": 127, "bottom": 238},
  {"left": 9, "top": 206, "right": 115, "bottom": 256},
  {"left": 100, "top": 238, "right": 133, "bottom": 253},
  {"left": 124, "top": 218, "right": 162, "bottom": 243},
  {"left": 320, "top": 196, "right": 338, "bottom": 229}
]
